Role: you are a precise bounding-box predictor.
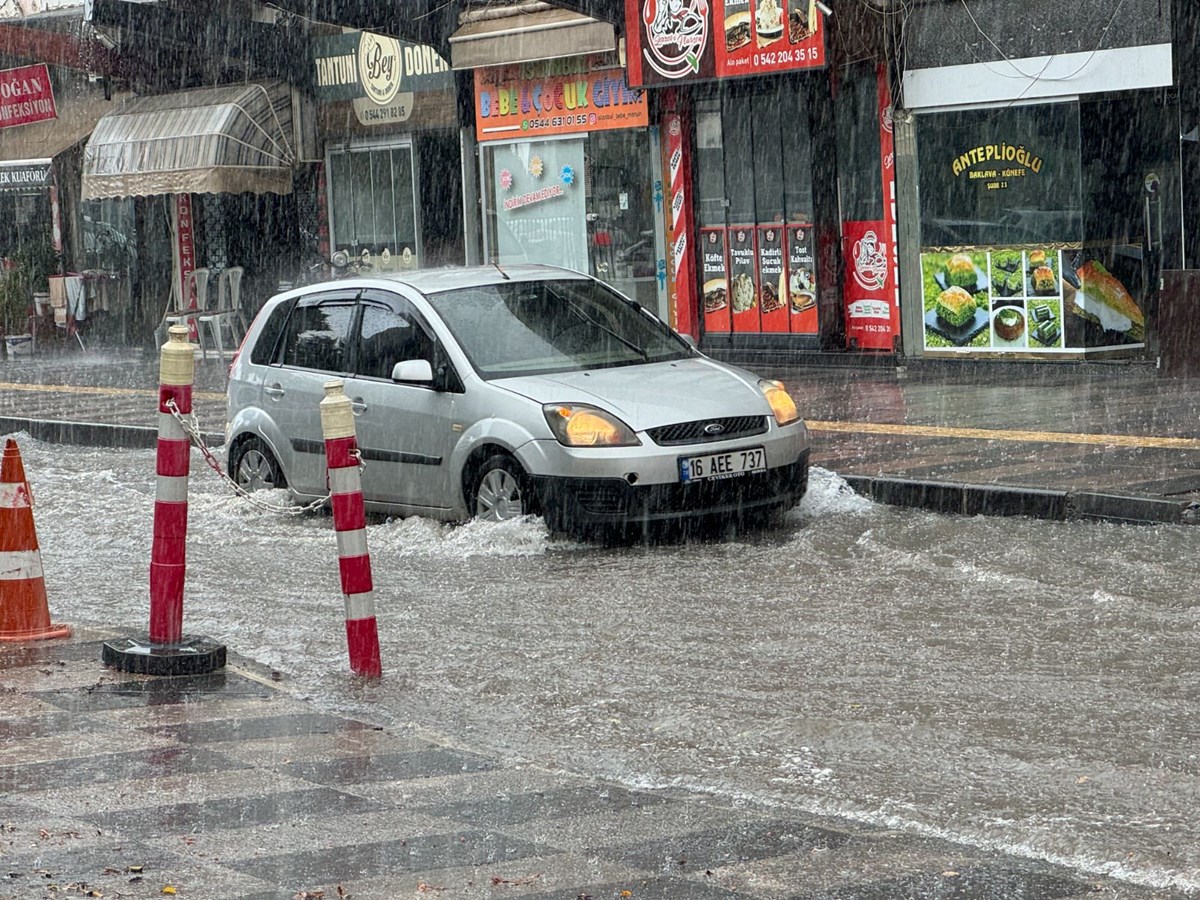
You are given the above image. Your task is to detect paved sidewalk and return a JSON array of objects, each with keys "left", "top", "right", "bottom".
[
  {"left": 2, "top": 628, "right": 1188, "bottom": 900},
  {"left": 3, "top": 349, "right": 1200, "bottom": 524}
]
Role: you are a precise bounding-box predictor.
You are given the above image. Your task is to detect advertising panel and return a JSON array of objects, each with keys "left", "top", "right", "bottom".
[
  {"left": 756, "top": 225, "right": 787, "bottom": 332},
  {"left": 920, "top": 247, "right": 1144, "bottom": 352},
  {"left": 727, "top": 226, "right": 758, "bottom": 332},
  {"left": 701, "top": 227, "right": 730, "bottom": 332},
  {"left": 843, "top": 221, "right": 894, "bottom": 349},
  {"left": 0, "top": 64, "right": 56, "bottom": 130},
  {"left": 474, "top": 63, "right": 649, "bottom": 142},
  {"left": 785, "top": 223, "right": 817, "bottom": 334},
  {"left": 624, "top": 0, "right": 825, "bottom": 88}
]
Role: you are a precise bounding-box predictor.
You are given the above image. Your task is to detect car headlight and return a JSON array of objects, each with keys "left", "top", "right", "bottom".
[
  {"left": 543, "top": 403, "right": 641, "bottom": 447},
  {"left": 759, "top": 379, "right": 800, "bottom": 426}
]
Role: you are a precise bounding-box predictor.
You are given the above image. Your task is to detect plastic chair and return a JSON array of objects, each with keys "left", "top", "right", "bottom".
[
  {"left": 156, "top": 268, "right": 210, "bottom": 350},
  {"left": 198, "top": 266, "right": 248, "bottom": 363}
]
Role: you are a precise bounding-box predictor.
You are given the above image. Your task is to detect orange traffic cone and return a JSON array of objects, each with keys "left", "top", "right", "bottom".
[{"left": 0, "top": 439, "right": 69, "bottom": 642}]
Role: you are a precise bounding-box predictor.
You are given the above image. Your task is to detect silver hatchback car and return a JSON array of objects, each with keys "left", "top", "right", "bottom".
[{"left": 226, "top": 265, "right": 810, "bottom": 536}]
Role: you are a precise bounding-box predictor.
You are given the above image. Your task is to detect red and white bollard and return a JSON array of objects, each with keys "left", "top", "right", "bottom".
[
  {"left": 150, "top": 324, "right": 193, "bottom": 644},
  {"left": 320, "top": 380, "right": 382, "bottom": 678},
  {"left": 102, "top": 325, "right": 225, "bottom": 675}
]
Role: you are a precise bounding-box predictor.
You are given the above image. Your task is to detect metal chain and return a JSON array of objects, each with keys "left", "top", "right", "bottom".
[{"left": 164, "top": 399, "right": 332, "bottom": 516}]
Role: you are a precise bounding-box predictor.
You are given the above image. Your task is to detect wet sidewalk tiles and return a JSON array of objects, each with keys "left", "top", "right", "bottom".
[{"left": 1, "top": 631, "right": 1190, "bottom": 900}]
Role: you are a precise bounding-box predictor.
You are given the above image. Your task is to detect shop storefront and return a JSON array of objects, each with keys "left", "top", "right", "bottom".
[
  {"left": 472, "top": 54, "right": 667, "bottom": 317},
  {"left": 313, "top": 30, "right": 462, "bottom": 272},
  {"left": 898, "top": 0, "right": 1177, "bottom": 360},
  {"left": 623, "top": 0, "right": 900, "bottom": 353}
]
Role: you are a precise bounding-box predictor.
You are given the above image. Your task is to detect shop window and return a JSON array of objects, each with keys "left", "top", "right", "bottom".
[
  {"left": 481, "top": 131, "right": 666, "bottom": 315},
  {"left": 693, "top": 79, "right": 819, "bottom": 336},
  {"left": 327, "top": 145, "right": 418, "bottom": 271},
  {"left": 914, "top": 100, "right": 1168, "bottom": 355}
]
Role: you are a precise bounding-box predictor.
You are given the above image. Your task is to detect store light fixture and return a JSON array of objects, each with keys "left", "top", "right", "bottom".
[{"left": 815, "top": 1, "right": 832, "bottom": 15}]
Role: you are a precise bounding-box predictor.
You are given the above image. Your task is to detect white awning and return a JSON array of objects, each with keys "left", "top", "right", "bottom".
[
  {"left": 449, "top": 3, "right": 615, "bottom": 70},
  {"left": 81, "top": 81, "right": 295, "bottom": 199}
]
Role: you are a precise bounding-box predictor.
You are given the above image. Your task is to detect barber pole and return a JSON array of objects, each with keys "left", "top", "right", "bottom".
[
  {"left": 320, "top": 380, "right": 382, "bottom": 678},
  {"left": 150, "top": 325, "right": 193, "bottom": 644}
]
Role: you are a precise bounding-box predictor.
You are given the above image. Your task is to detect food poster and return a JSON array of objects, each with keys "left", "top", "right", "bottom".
[
  {"left": 624, "top": 0, "right": 824, "bottom": 88},
  {"left": 756, "top": 226, "right": 787, "bottom": 332},
  {"left": 700, "top": 227, "right": 731, "bottom": 332},
  {"left": 786, "top": 224, "right": 818, "bottom": 334},
  {"left": 728, "top": 226, "right": 759, "bottom": 332},
  {"left": 922, "top": 246, "right": 1142, "bottom": 352}
]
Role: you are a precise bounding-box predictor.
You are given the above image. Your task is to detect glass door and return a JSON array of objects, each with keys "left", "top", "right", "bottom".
[
  {"left": 481, "top": 131, "right": 668, "bottom": 314},
  {"left": 327, "top": 142, "right": 419, "bottom": 272},
  {"left": 693, "top": 78, "right": 818, "bottom": 337}
]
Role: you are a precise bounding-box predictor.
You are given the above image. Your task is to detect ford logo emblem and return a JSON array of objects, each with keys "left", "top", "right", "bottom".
[{"left": 703, "top": 422, "right": 724, "bottom": 435}]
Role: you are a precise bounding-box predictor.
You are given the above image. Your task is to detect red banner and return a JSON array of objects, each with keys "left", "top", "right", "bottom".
[
  {"left": 842, "top": 220, "right": 894, "bottom": 350},
  {"left": 663, "top": 108, "right": 696, "bottom": 338},
  {"left": 175, "top": 194, "right": 199, "bottom": 342},
  {"left": 0, "top": 64, "right": 56, "bottom": 130}
]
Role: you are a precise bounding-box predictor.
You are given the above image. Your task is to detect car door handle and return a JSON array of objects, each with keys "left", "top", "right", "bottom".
[
  {"left": 351, "top": 399, "right": 368, "bottom": 415},
  {"left": 264, "top": 384, "right": 285, "bottom": 399}
]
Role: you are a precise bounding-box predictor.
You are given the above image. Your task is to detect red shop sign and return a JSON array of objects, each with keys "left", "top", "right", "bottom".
[
  {"left": 624, "top": 0, "right": 825, "bottom": 88},
  {"left": 0, "top": 65, "right": 57, "bottom": 130},
  {"left": 842, "top": 220, "right": 894, "bottom": 351}
]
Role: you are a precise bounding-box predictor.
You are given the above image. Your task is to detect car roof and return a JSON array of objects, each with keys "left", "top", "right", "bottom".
[{"left": 338, "top": 264, "right": 590, "bottom": 296}]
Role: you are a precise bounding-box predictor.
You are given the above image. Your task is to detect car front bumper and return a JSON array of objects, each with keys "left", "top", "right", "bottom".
[{"left": 530, "top": 449, "right": 810, "bottom": 532}]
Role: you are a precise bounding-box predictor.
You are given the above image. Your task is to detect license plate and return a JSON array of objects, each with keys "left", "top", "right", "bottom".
[{"left": 679, "top": 446, "right": 766, "bottom": 482}]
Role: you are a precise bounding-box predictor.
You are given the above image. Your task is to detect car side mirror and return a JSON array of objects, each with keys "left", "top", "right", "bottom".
[
  {"left": 391, "top": 359, "right": 434, "bottom": 384},
  {"left": 677, "top": 332, "right": 697, "bottom": 349}
]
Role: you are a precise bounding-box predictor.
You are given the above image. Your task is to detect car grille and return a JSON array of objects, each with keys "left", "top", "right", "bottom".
[
  {"left": 569, "top": 456, "right": 808, "bottom": 519},
  {"left": 646, "top": 415, "right": 768, "bottom": 446}
]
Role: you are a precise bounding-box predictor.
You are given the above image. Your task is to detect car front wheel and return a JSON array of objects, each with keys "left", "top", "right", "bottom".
[
  {"left": 230, "top": 436, "right": 284, "bottom": 492},
  {"left": 470, "top": 454, "right": 533, "bottom": 521}
]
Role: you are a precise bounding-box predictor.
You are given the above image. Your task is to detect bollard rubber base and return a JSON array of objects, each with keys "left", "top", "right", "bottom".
[{"left": 101, "top": 634, "right": 227, "bottom": 676}]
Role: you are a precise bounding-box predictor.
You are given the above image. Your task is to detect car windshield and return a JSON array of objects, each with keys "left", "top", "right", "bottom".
[{"left": 424, "top": 278, "right": 693, "bottom": 378}]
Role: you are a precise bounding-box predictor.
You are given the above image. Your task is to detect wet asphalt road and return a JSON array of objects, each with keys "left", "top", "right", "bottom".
[{"left": 5, "top": 437, "right": 1199, "bottom": 896}]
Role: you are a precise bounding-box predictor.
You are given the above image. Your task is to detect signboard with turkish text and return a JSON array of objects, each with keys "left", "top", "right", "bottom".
[
  {"left": 0, "top": 160, "right": 51, "bottom": 193},
  {"left": 624, "top": 0, "right": 825, "bottom": 88},
  {"left": 0, "top": 64, "right": 56, "bottom": 130},
  {"left": 756, "top": 226, "right": 787, "bottom": 332},
  {"left": 727, "top": 226, "right": 758, "bottom": 333},
  {"left": 785, "top": 224, "right": 817, "bottom": 334},
  {"left": 175, "top": 194, "right": 199, "bottom": 342},
  {"left": 474, "top": 62, "right": 649, "bottom": 142},
  {"left": 700, "top": 227, "right": 730, "bottom": 333}
]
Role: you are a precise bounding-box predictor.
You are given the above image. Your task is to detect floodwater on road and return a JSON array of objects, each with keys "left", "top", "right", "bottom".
[{"left": 12, "top": 434, "right": 1200, "bottom": 893}]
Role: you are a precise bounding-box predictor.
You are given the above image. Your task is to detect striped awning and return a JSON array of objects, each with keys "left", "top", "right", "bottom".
[{"left": 81, "top": 82, "right": 295, "bottom": 199}]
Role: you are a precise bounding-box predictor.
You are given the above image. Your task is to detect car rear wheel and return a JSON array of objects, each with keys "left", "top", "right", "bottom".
[
  {"left": 471, "top": 454, "right": 532, "bottom": 521},
  {"left": 230, "top": 437, "right": 284, "bottom": 492}
]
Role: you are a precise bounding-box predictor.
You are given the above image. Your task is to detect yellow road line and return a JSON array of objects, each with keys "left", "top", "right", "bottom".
[
  {"left": 809, "top": 420, "right": 1200, "bottom": 451},
  {"left": 0, "top": 381, "right": 226, "bottom": 403},
  {"left": 4, "top": 382, "right": 1199, "bottom": 451}
]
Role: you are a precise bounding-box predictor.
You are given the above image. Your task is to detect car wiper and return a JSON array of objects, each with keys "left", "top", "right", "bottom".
[{"left": 565, "top": 301, "right": 648, "bottom": 361}]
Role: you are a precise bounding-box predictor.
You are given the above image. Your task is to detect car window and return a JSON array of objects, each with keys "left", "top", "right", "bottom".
[
  {"left": 425, "top": 278, "right": 692, "bottom": 378},
  {"left": 278, "top": 297, "right": 356, "bottom": 372},
  {"left": 355, "top": 302, "right": 435, "bottom": 379},
  {"left": 249, "top": 297, "right": 296, "bottom": 366}
]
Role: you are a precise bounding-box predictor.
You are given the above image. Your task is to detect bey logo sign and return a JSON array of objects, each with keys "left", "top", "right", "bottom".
[{"left": 359, "top": 32, "right": 401, "bottom": 105}]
